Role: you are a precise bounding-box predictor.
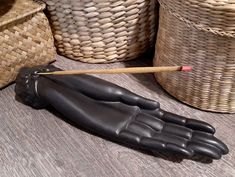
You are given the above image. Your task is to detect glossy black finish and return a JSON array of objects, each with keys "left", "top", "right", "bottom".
[{"left": 15, "top": 65, "right": 229, "bottom": 160}]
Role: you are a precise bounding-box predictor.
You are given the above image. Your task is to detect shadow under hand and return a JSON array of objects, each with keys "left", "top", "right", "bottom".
[
  {"left": 47, "top": 106, "right": 213, "bottom": 164},
  {"left": 0, "top": 0, "right": 16, "bottom": 17}
]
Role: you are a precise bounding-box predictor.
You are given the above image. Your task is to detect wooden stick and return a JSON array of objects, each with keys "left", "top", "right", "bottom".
[{"left": 38, "top": 66, "right": 192, "bottom": 75}]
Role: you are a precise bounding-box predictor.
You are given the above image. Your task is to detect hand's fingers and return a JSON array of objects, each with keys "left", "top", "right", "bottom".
[
  {"left": 165, "top": 143, "right": 193, "bottom": 157},
  {"left": 135, "top": 113, "right": 164, "bottom": 132},
  {"left": 131, "top": 114, "right": 191, "bottom": 149},
  {"left": 119, "top": 92, "right": 160, "bottom": 110},
  {"left": 126, "top": 117, "right": 193, "bottom": 156},
  {"left": 188, "top": 142, "right": 222, "bottom": 159},
  {"left": 143, "top": 109, "right": 215, "bottom": 134},
  {"left": 126, "top": 121, "right": 189, "bottom": 148},
  {"left": 162, "top": 123, "right": 193, "bottom": 139},
  {"left": 127, "top": 122, "right": 155, "bottom": 138},
  {"left": 192, "top": 131, "right": 229, "bottom": 154},
  {"left": 185, "top": 119, "right": 215, "bottom": 134},
  {"left": 152, "top": 132, "right": 188, "bottom": 149},
  {"left": 135, "top": 113, "right": 194, "bottom": 140},
  {"left": 161, "top": 110, "right": 215, "bottom": 134},
  {"left": 119, "top": 128, "right": 192, "bottom": 157},
  {"left": 45, "top": 74, "right": 159, "bottom": 110},
  {"left": 132, "top": 113, "right": 227, "bottom": 159},
  {"left": 118, "top": 130, "right": 141, "bottom": 143},
  {"left": 141, "top": 137, "right": 192, "bottom": 157},
  {"left": 118, "top": 129, "right": 166, "bottom": 151}
]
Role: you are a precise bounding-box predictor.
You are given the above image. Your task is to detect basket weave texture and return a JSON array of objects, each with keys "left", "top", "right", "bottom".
[
  {"left": 154, "top": 0, "right": 235, "bottom": 113},
  {"left": 43, "top": 0, "right": 157, "bottom": 63},
  {"left": 0, "top": 0, "right": 56, "bottom": 88}
]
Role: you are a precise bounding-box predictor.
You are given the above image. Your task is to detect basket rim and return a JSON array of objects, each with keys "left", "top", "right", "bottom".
[
  {"left": 158, "top": 0, "right": 235, "bottom": 38},
  {"left": 0, "top": 0, "right": 45, "bottom": 29}
]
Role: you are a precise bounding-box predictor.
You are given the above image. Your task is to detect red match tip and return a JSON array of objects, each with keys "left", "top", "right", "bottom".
[{"left": 181, "top": 66, "right": 193, "bottom": 72}]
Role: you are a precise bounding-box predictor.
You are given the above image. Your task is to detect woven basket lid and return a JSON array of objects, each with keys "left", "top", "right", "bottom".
[
  {"left": 158, "top": 0, "right": 235, "bottom": 38},
  {"left": 0, "top": 0, "right": 45, "bottom": 29}
]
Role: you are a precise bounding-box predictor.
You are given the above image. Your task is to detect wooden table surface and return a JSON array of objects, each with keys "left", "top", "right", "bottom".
[{"left": 0, "top": 55, "right": 234, "bottom": 177}]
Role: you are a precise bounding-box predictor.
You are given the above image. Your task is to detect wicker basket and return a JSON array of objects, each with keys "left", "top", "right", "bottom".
[
  {"left": 154, "top": 0, "right": 235, "bottom": 113},
  {"left": 43, "top": 0, "right": 157, "bottom": 63},
  {"left": 0, "top": 0, "right": 56, "bottom": 88}
]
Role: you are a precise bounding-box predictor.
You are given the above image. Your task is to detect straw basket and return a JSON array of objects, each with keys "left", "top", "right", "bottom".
[
  {"left": 0, "top": 0, "right": 56, "bottom": 88},
  {"left": 154, "top": 0, "right": 235, "bottom": 113},
  {"left": 43, "top": 0, "right": 157, "bottom": 63}
]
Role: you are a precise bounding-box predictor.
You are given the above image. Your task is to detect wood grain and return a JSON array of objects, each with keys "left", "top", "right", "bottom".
[{"left": 0, "top": 55, "right": 234, "bottom": 177}]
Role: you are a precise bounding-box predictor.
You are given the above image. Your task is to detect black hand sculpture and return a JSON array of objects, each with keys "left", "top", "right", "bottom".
[{"left": 15, "top": 65, "right": 229, "bottom": 160}]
